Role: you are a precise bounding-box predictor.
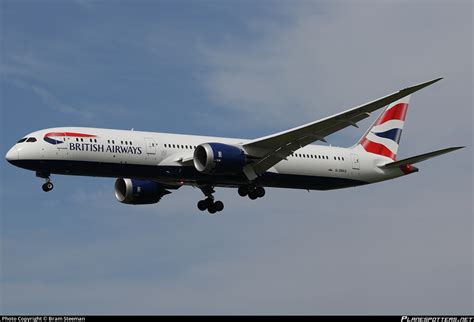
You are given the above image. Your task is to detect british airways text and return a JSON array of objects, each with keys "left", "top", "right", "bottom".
[{"left": 69, "top": 143, "right": 142, "bottom": 154}]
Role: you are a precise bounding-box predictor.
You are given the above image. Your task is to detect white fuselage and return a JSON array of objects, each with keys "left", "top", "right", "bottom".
[{"left": 6, "top": 127, "right": 408, "bottom": 191}]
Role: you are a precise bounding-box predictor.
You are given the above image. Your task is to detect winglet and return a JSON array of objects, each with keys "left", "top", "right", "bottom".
[{"left": 399, "top": 77, "right": 443, "bottom": 96}]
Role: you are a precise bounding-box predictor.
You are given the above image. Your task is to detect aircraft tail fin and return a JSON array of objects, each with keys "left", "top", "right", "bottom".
[{"left": 355, "top": 95, "right": 410, "bottom": 160}]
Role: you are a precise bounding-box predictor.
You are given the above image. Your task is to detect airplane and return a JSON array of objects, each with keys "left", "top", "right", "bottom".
[{"left": 5, "top": 77, "right": 464, "bottom": 214}]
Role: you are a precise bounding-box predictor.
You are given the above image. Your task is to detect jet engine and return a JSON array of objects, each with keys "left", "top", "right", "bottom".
[
  {"left": 193, "top": 143, "right": 246, "bottom": 175},
  {"left": 114, "top": 178, "right": 171, "bottom": 205}
]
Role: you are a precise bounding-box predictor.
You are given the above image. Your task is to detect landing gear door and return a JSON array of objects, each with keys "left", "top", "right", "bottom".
[
  {"left": 145, "top": 138, "right": 156, "bottom": 154},
  {"left": 350, "top": 153, "right": 360, "bottom": 170}
]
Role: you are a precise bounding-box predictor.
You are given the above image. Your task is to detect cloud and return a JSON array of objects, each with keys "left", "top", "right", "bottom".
[
  {"left": 200, "top": 1, "right": 472, "bottom": 143},
  {"left": 4, "top": 79, "right": 95, "bottom": 119},
  {"left": 0, "top": 53, "right": 62, "bottom": 80}
]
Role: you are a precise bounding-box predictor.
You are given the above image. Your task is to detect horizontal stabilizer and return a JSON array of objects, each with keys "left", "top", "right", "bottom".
[{"left": 379, "top": 146, "right": 465, "bottom": 169}]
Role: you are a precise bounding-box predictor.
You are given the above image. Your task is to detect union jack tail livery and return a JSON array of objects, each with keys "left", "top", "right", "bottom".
[{"left": 357, "top": 95, "right": 410, "bottom": 160}]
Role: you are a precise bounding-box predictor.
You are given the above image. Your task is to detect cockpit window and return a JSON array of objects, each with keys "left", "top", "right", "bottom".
[
  {"left": 17, "top": 138, "right": 27, "bottom": 143},
  {"left": 26, "top": 137, "right": 37, "bottom": 142}
]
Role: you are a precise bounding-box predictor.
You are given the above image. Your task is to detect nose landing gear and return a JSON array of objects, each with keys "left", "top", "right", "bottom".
[
  {"left": 37, "top": 171, "right": 53, "bottom": 192},
  {"left": 42, "top": 180, "right": 54, "bottom": 192}
]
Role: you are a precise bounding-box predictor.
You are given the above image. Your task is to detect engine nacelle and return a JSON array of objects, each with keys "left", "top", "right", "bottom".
[
  {"left": 114, "top": 178, "right": 170, "bottom": 205},
  {"left": 193, "top": 143, "right": 246, "bottom": 175}
]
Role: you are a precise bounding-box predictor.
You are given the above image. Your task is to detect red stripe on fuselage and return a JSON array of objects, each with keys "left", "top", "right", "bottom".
[
  {"left": 360, "top": 138, "right": 396, "bottom": 160},
  {"left": 375, "top": 103, "right": 408, "bottom": 125},
  {"left": 45, "top": 132, "right": 97, "bottom": 138}
]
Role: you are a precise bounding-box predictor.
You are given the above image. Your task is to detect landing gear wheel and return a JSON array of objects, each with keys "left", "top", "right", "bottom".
[
  {"left": 42, "top": 182, "right": 53, "bottom": 192},
  {"left": 238, "top": 186, "right": 248, "bottom": 197},
  {"left": 214, "top": 201, "right": 224, "bottom": 212},
  {"left": 197, "top": 185, "right": 224, "bottom": 214},
  {"left": 197, "top": 198, "right": 213, "bottom": 211},
  {"left": 248, "top": 191, "right": 258, "bottom": 200},
  {"left": 255, "top": 187, "right": 265, "bottom": 198},
  {"left": 197, "top": 200, "right": 208, "bottom": 211},
  {"left": 208, "top": 204, "right": 217, "bottom": 214}
]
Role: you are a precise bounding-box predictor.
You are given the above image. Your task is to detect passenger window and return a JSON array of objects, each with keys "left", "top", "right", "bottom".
[{"left": 17, "top": 138, "right": 27, "bottom": 143}]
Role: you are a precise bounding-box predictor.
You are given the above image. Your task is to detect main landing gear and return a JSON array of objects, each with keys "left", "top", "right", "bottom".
[
  {"left": 197, "top": 185, "right": 224, "bottom": 214},
  {"left": 238, "top": 186, "right": 265, "bottom": 200},
  {"left": 37, "top": 171, "right": 54, "bottom": 192}
]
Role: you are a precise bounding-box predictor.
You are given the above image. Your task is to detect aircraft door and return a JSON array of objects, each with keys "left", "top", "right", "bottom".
[
  {"left": 350, "top": 153, "right": 360, "bottom": 170},
  {"left": 144, "top": 138, "right": 156, "bottom": 154}
]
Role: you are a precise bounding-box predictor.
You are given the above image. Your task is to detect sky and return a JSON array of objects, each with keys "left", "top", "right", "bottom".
[{"left": 0, "top": 0, "right": 472, "bottom": 315}]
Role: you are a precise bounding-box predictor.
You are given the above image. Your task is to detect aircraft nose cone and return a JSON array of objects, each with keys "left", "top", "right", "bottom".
[{"left": 5, "top": 146, "right": 19, "bottom": 163}]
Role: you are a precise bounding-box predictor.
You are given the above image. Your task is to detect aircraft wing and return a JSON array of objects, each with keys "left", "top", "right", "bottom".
[{"left": 241, "top": 78, "right": 443, "bottom": 180}]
